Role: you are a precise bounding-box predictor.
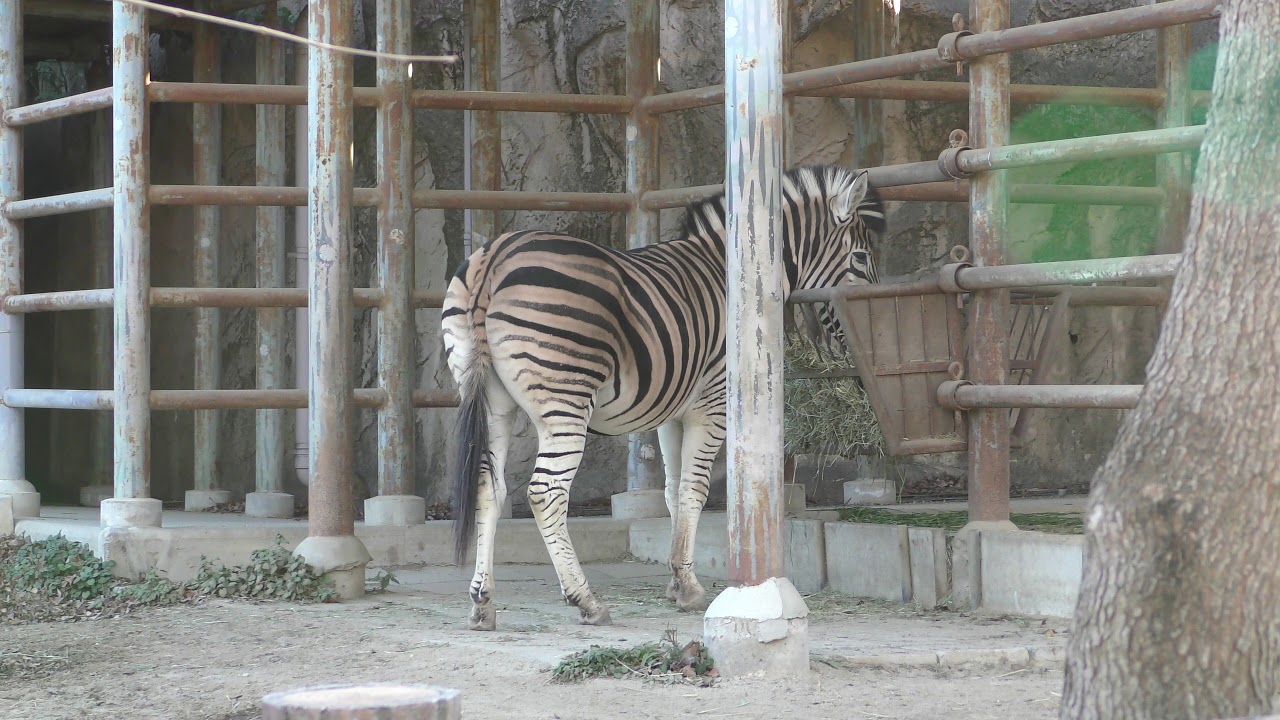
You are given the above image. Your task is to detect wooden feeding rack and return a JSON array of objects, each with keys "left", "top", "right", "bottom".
[{"left": 790, "top": 246, "right": 1073, "bottom": 457}]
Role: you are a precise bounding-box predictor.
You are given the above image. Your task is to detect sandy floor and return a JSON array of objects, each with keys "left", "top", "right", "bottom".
[{"left": 2, "top": 561, "right": 1069, "bottom": 720}]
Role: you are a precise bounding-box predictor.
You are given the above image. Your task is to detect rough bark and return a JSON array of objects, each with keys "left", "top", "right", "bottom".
[{"left": 1060, "top": 3, "right": 1280, "bottom": 719}]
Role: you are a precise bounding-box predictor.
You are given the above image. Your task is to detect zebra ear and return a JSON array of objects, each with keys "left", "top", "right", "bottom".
[{"left": 831, "top": 171, "right": 870, "bottom": 224}]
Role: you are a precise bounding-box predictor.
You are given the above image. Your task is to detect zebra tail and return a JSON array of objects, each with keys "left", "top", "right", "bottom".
[{"left": 452, "top": 363, "right": 489, "bottom": 566}]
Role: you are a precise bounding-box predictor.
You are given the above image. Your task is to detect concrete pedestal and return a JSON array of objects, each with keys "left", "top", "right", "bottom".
[
  {"left": 843, "top": 478, "right": 895, "bottom": 506},
  {"left": 293, "top": 534, "right": 371, "bottom": 600},
  {"left": 246, "top": 492, "right": 296, "bottom": 518},
  {"left": 610, "top": 488, "right": 669, "bottom": 519},
  {"left": 703, "top": 576, "right": 810, "bottom": 678},
  {"left": 783, "top": 484, "right": 806, "bottom": 515},
  {"left": 0, "top": 494, "right": 13, "bottom": 535},
  {"left": 185, "top": 489, "right": 232, "bottom": 511},
  {"left": 79, "top": 484, "right": 113, "bottom": 508},
  {"left": 364, "top": 495, "right": 426, "bottom": 526},
  {"left": 0, "top": 479, "right": 40, "bottom": 518},
  {"left": 100, "top": 497, "right": 163, "bottom": 528},
  {"left": 951, "top": 520, "right": 1019, "bottom": 610}
]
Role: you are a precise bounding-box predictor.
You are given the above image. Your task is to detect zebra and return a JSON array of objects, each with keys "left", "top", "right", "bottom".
[{"left": 440, "top": 163, "right": 885, "bottom": 631}]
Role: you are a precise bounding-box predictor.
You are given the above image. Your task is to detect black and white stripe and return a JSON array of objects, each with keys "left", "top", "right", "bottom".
[{"left": 441, "top": 164, "right": 885, "bottom": 630}]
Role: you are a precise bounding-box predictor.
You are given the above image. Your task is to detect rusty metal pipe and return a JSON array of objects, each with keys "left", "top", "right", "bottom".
[
  {"left": 958, "top": 125, "right": 1205, "bottom": 174},
  {"left": 1157, "top": 6, "right": 1192, "bottom": 255},
  {"left": 800, "top": 78, "right": 1211, "bottom": 108},
  {"left": 3, "top": 86, "right": 113, "bottom": 127},
  {"left": 192, "top": 2, "right": 223, "bottom": 498},
  {"left": 5, "top": 187, "right": 113, "bottom": 219},
  {"left": 949, "top": 254, "right": 1180, "bottom": 289},
  {"left": 2, "top": 388, "right": 459, "bottom": 411},
  {"left": 112, "top": 1, "right": 152, "bottom": 505},
  {"left": 938, "top": 381, "right": 1141, "bottom": 410},
  {"left": 4, "top": 289, "right": 113, "bottom": 312},
  {"left": 464, "top": 0, "right": 501, "bottom": 256},
  {"left": 3, "top": 389, "right": 113, "bottom": 410},
  {"left": 411, "top": 189, "right": 629, "bottom": 212}
]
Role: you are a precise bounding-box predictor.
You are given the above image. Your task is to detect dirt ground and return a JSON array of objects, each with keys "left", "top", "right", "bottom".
[{"left": 2, "top": 562, "right": 1069, "bottom": 720}]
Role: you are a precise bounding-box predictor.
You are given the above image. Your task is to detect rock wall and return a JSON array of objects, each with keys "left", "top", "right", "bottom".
[{"left": 23, "top": 0, "right": 1218, "bottom": 509}]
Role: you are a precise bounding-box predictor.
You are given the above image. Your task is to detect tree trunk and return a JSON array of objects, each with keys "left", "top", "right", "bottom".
[{"left": 1060, "top": 3, "right": 1280, "bottom": 719}]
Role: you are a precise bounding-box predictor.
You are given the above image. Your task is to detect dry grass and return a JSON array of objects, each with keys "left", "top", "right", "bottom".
[{"left": 784, "top": 335, "right": 884, "bottom": 458}]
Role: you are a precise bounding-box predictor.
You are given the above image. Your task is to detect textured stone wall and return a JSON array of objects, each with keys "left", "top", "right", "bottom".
[{"left": 23, "top": 0, "right": 1219, "bottom": 509}]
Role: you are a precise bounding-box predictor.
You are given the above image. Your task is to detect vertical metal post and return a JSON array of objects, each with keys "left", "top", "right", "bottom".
[
  {"left": 1156, "top": 9, "right": 1191, "bottom": 255},
  {"left": 187, "top": 0, "right": 229, "bottom": 511},
  {"left": 723, "top": 0, "right": 786, "bottom": 588},
  {"left": 105, "top": 1, "right": 161, "bottom": 528},
  {"left": 706, "top": 0, "right": 809, "bottom": 679},
  {"left": 852, "top": 0, "right": 886, "bottom": 169},
  {"left": 0, "top": 0, "right": 39, "bottom": 519},
  {"left": 465, "top": 0, "right": 500, "bottom": 251},
  {"left": 613, "top": 0, "right": 668, "bottom": 520},
  {"left": 366, "top": 0, "right": 424, "bottom": 526},
  {"left": 293, "top": 0, "right": 370, "bottom": 599},
  {"left": 291, "top": 19, "right": 310, "bottom": 493},
  {"left": 87, "top": 87, "right": 114, "bottom": 507},
  {"left": 247, "top": 0, "right": 293, "bottom": 518},
  {"left": 964, "top": 0, "right": 1012, "bottom": 525}
]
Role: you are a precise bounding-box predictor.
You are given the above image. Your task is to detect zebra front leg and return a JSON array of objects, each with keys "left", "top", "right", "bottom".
[
  {"left": 528, "top": 421, "right": 612, "bottom": 626},
  {"left": 666, "top": 418, "right": 726, "bottom": 612},
  {"left": 467, "top": 395, "right": 517, "bottom": 631},
  {"left": 656, "top": 420, "right": 684, "bottom": 602}
]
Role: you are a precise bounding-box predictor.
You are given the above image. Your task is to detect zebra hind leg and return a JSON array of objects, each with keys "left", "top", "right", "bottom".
[
  {"left": 467, "top": 387, "right": 518, "bottom": 631},
  {"left": 656, "top": 420, "right": 684, "bottom": 602},
  {"left": 666, "top": 418, "right": 725, "bottom": 612},
  {"left": 527, "top": 419, "right": 612, "bottom": 626}
]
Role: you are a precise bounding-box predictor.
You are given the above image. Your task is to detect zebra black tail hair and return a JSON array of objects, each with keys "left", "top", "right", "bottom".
[{"left": 451, "top": 362, "right": 489, "bottom": 567}]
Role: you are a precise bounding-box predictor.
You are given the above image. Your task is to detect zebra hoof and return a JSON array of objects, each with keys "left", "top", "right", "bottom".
[
  {"left": 580, "top": 603, "right": 613, "bottom": 626},
  {"left": 469, "top": 602, "right": 497, "bottom": 631},
  {"left": 664, "top": 578, "right": 679, "bottom": 601},
  {"left": 675, "top": 585, "right": 708, "bottom": 612}
]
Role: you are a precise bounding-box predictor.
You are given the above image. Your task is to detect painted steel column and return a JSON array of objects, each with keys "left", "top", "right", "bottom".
[
  {"left": 1155, "top": 7, "right": 1191, "bottom": 255},
  {"left": 964, "top": 0, "right": 1012, "bottom": 524},
  {"left": 188, "top": 0, "right": 228, "bottom": 510},
  {"left": 706, "top": 0, "right": 810, "bottom": 679},
  {"left": 621, "top": 0, "right": 665, "bottom": 505},
  {"left": 0, "top": 0, "right": 39, "bottom": 519},
  {"left": 105, "top": 1, "right": 161, "bottom": 527},
  {"left": 723, "top": 0, "right": 787, "bottom": 588},
  {"left": 249, "top": 1, "right": 292, "bottom": 517},
  {"left": 292, "top": 22, "right": 310, "bottom": 491},
  {"left": 366, "top": 0, "right": 423, "bottom": 526},
  {"left": 465, "top": 0, "right": 500, "bottom": 251}
]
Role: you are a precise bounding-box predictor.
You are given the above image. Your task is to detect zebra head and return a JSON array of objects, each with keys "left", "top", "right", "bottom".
[{"left": 783, "top": 165, "right": 887, "bottom": 350}]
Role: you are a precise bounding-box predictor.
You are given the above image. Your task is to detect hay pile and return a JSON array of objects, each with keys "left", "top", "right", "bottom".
[{"left": 783, "top": 335, "right": 884, "bottom": 459}]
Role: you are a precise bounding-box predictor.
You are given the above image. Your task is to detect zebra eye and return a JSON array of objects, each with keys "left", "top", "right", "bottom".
[{"left": 851, "top": 250, "right": 869, "bottom": 265}]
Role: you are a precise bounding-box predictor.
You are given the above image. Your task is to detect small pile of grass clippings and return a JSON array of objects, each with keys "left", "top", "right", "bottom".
[
  {"left": 552, "top": 629, "right": 717, "bottom": 685},
  {"left": 783, "top": 335, "right": 885, "bottom": 459},
  {"left": 838, "top": 507, "right": 1084, "bottom": 535}
]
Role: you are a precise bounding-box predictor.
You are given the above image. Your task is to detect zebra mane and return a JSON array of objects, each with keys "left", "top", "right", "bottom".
[{"left": 680, "top": 164, "right": 886, "bottom": 240}]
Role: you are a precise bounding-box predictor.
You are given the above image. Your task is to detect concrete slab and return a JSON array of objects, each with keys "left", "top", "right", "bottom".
[
  {"left": 784, "top": 518, "right": 826, "bottom": 593},
  {"left": 824, "top": 522, "right": 911, "bottom": 603},
  {"left": 843, "top": 478, "right": 895, "bottom": 505},
  {"left": 980, "top": 529, "right": 1083, "bottom": 618},
  {"left": 0, "top": 494, "right": 12, "bottom": 536},
  {"left": 908, "top": 526, "right": 949, "bottom": 608}
]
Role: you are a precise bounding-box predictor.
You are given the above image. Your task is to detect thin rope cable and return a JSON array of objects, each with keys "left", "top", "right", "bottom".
[{"left": 110, "top": 0, "right": 460, "bottom": 65}]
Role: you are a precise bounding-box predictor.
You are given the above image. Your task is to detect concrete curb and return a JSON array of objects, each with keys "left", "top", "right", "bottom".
[{"left": 819, "top": 643, "right": 1065, "bottom": 670}]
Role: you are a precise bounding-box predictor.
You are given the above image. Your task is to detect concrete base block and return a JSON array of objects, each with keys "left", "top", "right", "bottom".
[
  {"left": 246, "top": 492, "right": 296, "bottom": 518},
  {"left": 703, "top": 577, "right": 810, "bottom": 678},
  {"left": 952, "top": 520, "right": 1016, "bottom": 610},
  {"left": 784, "top": 484, "right": 806, "bottom": 516},
  {"left": 0, "top": 495, "right": 13, "bottom": 536},
  {"left": 610, "top": 488, "right": 669, "bottom": 519},
  {"left": 293, "top": 534, "right": 372, "bottom": 600},
  {"left": 185, "top": 489, "right": 232, "bottom": 512},
  {"left": 80, "top": 484, "right": 113, "bottom": 508},
  {"left": 908, "top": 527, "right": 949, "bottom": 608},
  {"left": 364, "top": 495, "right": 426, "bottom": 527},
  {"left": 843, "top": 478, "right": 895, "bottom": 506},
  {"left": 100, "top": 498, "right": 162, "bottom": 529},
  {"left": 0, "top": 479, "right": 40, "bottom": 518},
  {"left": 825, "top": 522, "right": 911, "bottom": 603},
  {"left": 783, "top": 519, "right": 826, "bottom": 594},
  {"left": 980, "top": 529, "right": 1083, "bottom": 618}
]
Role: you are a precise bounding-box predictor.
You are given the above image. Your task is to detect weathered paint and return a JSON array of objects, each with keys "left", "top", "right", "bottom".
[
  {"left": 723, "top": 0, "right": 786, "bottom": 587},
  {"left": 1156, "top": 8, "right": 1192, "bottom": 254},
  {"left": 4, "top": 187, "right": 113, "bottom": 219},
  {"left": 958, "top": 125, "right": 1204, "bottom": 173},
  {"left": 376, "top": 0, "right": 415, "bottom": 498},
  {"left": 624, "top": 0, "right": 662, "bottom": 495},
  {"left": 192, "top": 0, "right": 222, "bottom": 495},
  {"left": 0, "top": 0, "right": 31, "bottom": 508},
  {"left": 307, "top": 0, "right": 356, "bottom": 538},
  {"left": 0, "top": 388, "right": 457, "bottom": 411},
  {"left": 256, "top": 2, "right": 288, "bottom": 495},
  {"left": 966, "top": 0, "right": 1012, "bottom": 524},
  {"left": 4, "top": 389, "right": 113, "bottom": 410},
  {"left": 144, "top": 184, "right": 628, "bottom": 212},
  {"left": 3, "top": 86, "right": 113, "bottom": 126},
  {"left": 939, "top": 383, "right": 1141, "bottom": 410},
  {"left": 112, "top": 0, "right": 151, "bottom": 501},
  {"left": 464, "top": 0, "right": 500, "bottom": 252},
  {"left": 952, "top": 254, "right": 1180, "bottom": 290}
]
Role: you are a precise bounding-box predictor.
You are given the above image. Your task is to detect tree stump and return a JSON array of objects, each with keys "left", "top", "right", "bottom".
[{"left": 261, "top": 683, "right": 461, "bottom": 720}]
